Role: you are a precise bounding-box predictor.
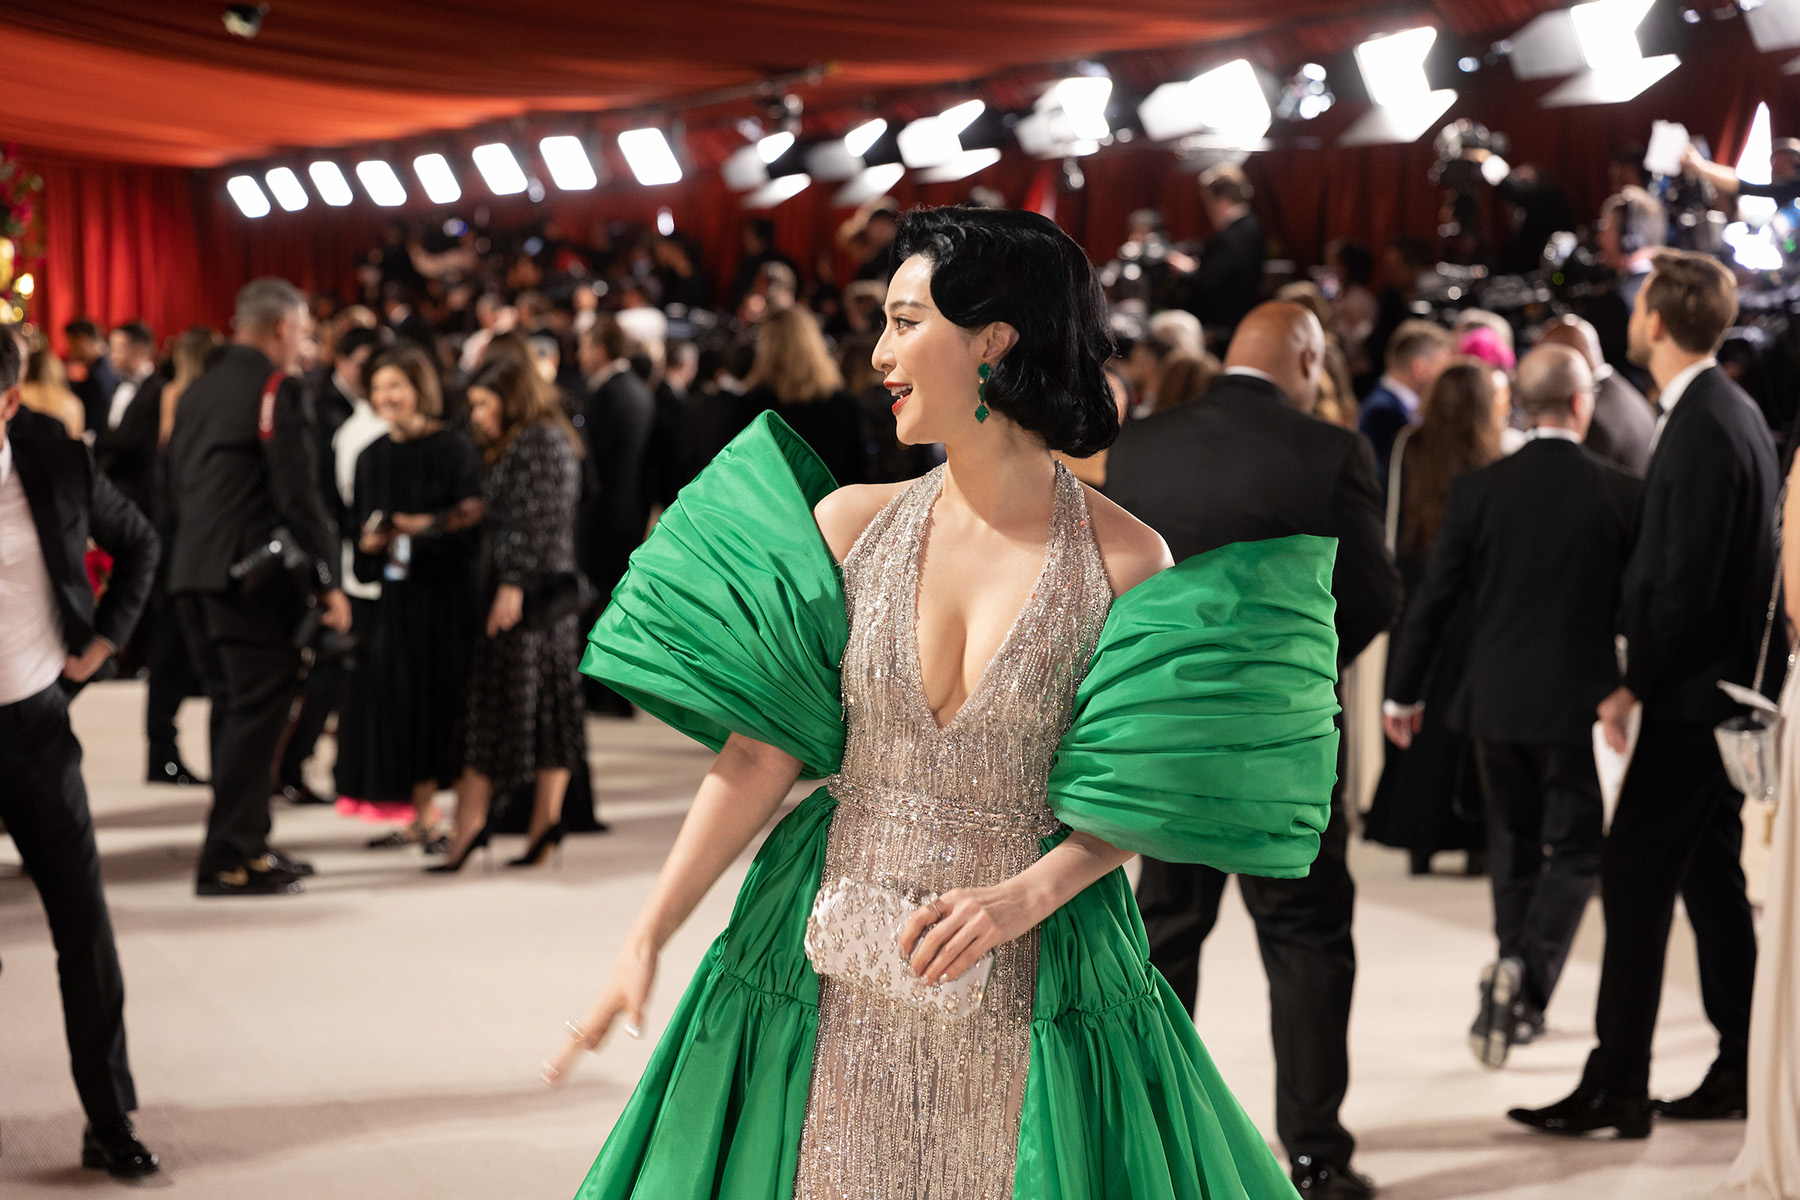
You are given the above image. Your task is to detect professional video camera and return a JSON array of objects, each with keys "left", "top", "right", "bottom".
[
  {"left": 229, "top": 526, "right": 359, "bottom": 666},
  {"left": 1431, "top": 120, "right": 1510, "bottom": 192}
]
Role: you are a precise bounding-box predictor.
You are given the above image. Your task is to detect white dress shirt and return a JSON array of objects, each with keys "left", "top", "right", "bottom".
[
  {"left": 1525, "top": 425, "right": 1583, "bottom": 444},
  {"left": 1648, "top": 357, "right": 1717, "bottom": 453},
  {"left": 0, "top": 436, "right": 68, "bottom": 705},
  {"left": 1378, "top": 374, "right": 1422, "bottom": 421},
  {"left": 105, "top": 364, "right": 156, "bottom": 430}
]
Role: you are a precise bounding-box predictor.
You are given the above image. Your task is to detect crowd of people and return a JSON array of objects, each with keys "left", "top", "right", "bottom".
[{"left": 2, "top": 140, "right": 1797, "bottom": 1194}]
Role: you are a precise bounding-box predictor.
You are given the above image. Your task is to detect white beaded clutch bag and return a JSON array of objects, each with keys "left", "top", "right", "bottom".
[{"left": 803, "top": 877, "right": 994, "bottom": 1018}]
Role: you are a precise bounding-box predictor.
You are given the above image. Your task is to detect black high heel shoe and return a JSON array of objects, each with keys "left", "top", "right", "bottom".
[
  {"left": 507, "top": 822, "right": 565, "bottom": 869},
  {"left": 426, "top": 824, "right": 492, "bottom": 874}
]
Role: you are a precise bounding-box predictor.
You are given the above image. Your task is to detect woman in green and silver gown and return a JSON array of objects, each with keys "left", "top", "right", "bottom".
[{"left": 549, "top": 207, "right": 1341, "bottom": 1200}]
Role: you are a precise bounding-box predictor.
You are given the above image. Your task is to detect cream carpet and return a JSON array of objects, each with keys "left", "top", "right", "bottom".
[{"left": 0, "top": 681, "right": 1752, "bottom": 1198}]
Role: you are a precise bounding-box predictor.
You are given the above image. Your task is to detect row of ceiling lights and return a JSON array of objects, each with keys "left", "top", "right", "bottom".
[{"left": 223, "top": 0, "right": 1717, "bottom": 219}]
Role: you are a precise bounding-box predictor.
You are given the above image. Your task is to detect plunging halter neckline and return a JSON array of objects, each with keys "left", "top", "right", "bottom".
[{"left": 905, "top": 462, "right": 1077, "bottom": 732}]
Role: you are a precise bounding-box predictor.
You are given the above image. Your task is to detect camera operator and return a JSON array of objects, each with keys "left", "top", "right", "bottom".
[
  {"left": 165, "top": 278, "right": 351, "bottom": 897},
  {"left": 1683, "top": 138, "right": 1800, "bottom": 209}
]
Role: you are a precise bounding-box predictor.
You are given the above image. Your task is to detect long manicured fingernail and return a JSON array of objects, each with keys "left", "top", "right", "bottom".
[{"left": 623, "top": 1021, "right": 642, "bottom": 1039}]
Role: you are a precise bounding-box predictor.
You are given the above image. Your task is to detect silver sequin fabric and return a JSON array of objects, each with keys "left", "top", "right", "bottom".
[{"left": 794, "top": 461, "right": 1114, "bottom": 1200}]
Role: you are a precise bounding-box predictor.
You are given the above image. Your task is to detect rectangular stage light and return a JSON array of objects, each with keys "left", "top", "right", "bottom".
[
  {"left": 539, "top": 136, "right": 598, "bottom": 191},
  {"left": 264, "top": 167, "right": 308, "bottom": 212},
  {"left": 897, "top": 117, "right": 961, "bottom": 169},
  {"left": 939, "top": 100, "right": 986, "bottom": 136},
  {"left": 413, "top": 154, "right": 462, "bottom": 204},
  {"left": 918, "top": 148, "right": 1003, "bottom": 183},
  {"left": 227, "top": 175, "right": 271, "bottom": 218},
  {"left": 308, "top": 161, "right": 355, "bottom": 206},
  {"left": 354, "top": 160, "right": 408, "bottom": 207},
  {"left": 472, "top": 144, "right": 528, "bottom": 196},
  {"left": 743, "top": 174, "right": 811, "bottom": 209},
  {"left": 619, "top": 128, "right": 684, "bottom": 186},
  {"left": 1138, "top": 58, "right": 1270, "bottom": 145},
  {"left": 844, "top": 118, "right": 888, "bottom": 157},
  {"left": 1055, "top": 76, "right": 1113, "bottom": 141}
]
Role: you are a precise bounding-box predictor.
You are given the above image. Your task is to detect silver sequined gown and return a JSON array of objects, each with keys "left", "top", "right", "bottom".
[{"left": 794, "top": 462, "right": 1114, "bottom": 1199}]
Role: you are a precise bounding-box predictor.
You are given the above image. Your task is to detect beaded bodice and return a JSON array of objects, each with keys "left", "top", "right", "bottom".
[
  {"left": 832, "top": 461, "right": 1113, "bottom": 836},
  {"left": 794, "top": 461, "right": 1113, "bottom": 1200}
]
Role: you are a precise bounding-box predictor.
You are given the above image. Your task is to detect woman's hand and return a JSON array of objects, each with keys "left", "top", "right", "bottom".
[
  {"left": 389, "top": 512, "right": 433, "bottom": 535},
  {"left": 899, "top": 882, "right": 1040, "bottom": 985},
  {"left": 543, "top": 938, "right": 657, "bottom": 1087},
  {"left": 358, "top": 529, "right": 390, "bottom": 555},
  {"left": 487, "top": 583, "right": 524, "bottom": 637}
]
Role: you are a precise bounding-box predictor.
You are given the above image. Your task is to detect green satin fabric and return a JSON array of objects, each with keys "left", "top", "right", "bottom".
[
  {"left": 576, "top": 412, "right": 1320, "bottom": 1199},
  {"left": 581, "top": 412, "right": 847, "bottom": 780},
  {"left": 1047, "top": 535, "right": 1341, "bottom": 876}
]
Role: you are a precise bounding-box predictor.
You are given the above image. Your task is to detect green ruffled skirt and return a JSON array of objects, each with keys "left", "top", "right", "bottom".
[{"left": 573, "top": 785, "right": 1298, "bottom": 1200}]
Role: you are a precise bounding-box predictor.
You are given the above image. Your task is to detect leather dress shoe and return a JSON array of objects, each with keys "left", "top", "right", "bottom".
[
  {"left": 82, "top": 1116, "right": 160, "bottom": 1178},
  {"left": 265, "top": 848, "right": 316, "bottom": 877},
  {"left": 147, "top": 753, "right": 206, "bottom": 787},
  {"left": 1654, "top": 1065, "right": 1747, "bottom": 1120},
  {"left": 196, "top": 857, "right": 304, "bottom": 897},
  {"left": 1513, "top": 1004, "right": 1546, "bottom": 1045},
  {"left": 1508, "top": 1084, "right": 1652, "bottom": 1138},
  {"left": 1292, "top": 1157, "right": 1376, "bottom": 1198},
  {"left": 278, "top": 780, "right": 331, "bottom": 806}
]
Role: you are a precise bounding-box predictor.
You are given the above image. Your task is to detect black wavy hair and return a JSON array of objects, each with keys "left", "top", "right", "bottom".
[{"left": 891, "top": 206, "right": 1118, "bottom": 457}]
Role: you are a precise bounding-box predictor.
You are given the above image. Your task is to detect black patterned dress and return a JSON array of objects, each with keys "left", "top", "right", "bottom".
[{"left": 464, "top": 422, "right": 587, "bottom": 795}]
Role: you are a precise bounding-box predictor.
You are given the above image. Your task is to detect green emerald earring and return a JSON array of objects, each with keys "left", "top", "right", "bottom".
[{"left": 975, "top": 363, "right": 992, "bottom": 423}]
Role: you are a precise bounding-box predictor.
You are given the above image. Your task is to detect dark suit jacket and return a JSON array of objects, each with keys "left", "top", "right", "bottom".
[
  {"left": 1622, "top": 366, "right": 1781, "bottom": 725},
  {"left": 579, "top": 367, "right": 657, "bottom": 598},
  {"left": 70, "top": 357, "right": 121, "bottom": 436},
  {"left": 1106, "top": 373, "right": 1402, "bottom": 666},
  {"left": 1387, "top": 437, "right": 1641, "bottom": 745},
  {"left": 1584, "top": 371, "right": 1655, "bottom": 478},
  {"left": 94, "top": 373, "right": 164, "bottom": 522},
  {"left": 164, "top": 345, "right": 339, "bottom": 596},
  {"left": 302, "top": 367, "right": 358, "bottom": 536},
  {"left": 1357, "top": 381, "right": 1417, "bottom": 488},
  {"left": 1185, "top": 212, "right": 1265, "bottom": 338},
  {"left": 9, "top": 413, "right": 159, "bottom": 657}
]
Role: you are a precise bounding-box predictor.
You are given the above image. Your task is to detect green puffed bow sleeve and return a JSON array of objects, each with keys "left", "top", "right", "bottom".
[
  {"left": 580, "top": 412, "right": 848, "bottom": 780},
  {"left": 1047, "top": 536, "right": 1341, "bottom": 877}
]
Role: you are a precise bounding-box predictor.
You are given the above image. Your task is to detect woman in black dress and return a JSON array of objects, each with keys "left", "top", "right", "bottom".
[
  {"left": 433, "top": 355, "right": 588, "bottom": 871},
  {"left": 338, "top": 345, "right": 484, "bottom": 849},
  {"left": 1366, "top": 359, "right": 1507, "bottom": 873},
  {"left": 737, "top": 306, "right": 868, "bottom": 484}
]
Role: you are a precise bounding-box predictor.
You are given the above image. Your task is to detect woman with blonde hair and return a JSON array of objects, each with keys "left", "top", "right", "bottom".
[
  {"left": 740, "top": 306, "right": 867, "bottom": 482},
  {"left": 159, "top": 327, "right": 222, "bottom": 449},
  {"left": 20, "top": 340, "right": 87, "bottom": 438}
]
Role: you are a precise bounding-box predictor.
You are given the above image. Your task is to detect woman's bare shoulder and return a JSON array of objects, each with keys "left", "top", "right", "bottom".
[
  {"left": 1080, "top": 483, "right": 1175, "bottom": 598},
  {"left": 814, "top": 481, "right": 912, "bottom": 564}
]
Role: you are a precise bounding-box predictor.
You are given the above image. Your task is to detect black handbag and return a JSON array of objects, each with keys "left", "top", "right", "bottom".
[{"left": 518, "top": 570, "right": 598, "bottom": 631}]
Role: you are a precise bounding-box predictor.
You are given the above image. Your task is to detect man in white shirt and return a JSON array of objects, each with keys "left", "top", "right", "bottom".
[{"left": 0, "top": 330, "right": 162, "bottom": 1178}]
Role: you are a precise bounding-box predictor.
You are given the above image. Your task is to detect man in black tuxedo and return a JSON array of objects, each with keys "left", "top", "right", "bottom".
[
  {"left": 94, "top": 320, "right": 164, "bottom": 522},
  {"left": 62, "top": 317, "right": 119, "bottom": 436},
  {"left": 165, "top": 278, "right": 351, "bottom": 897},
  {"left": 0, "top": 334, "right": 162, "bottom": 1177},
  {"left": 1384, "top": 344, "right": 1640, "bottom": 1070},
  {"left": 577, "top": 316, "right": 655, "bottom": 715},
  {"left": 1181, "top": 164, "right": 1266, "bottom": 348},
  {"left": 1109, "top": 301, "right": 1401, "bottom": 1200},
  {"left": 1535, "top": 315, "right": 1654, "bottom": 477},
  {"left": 1512, "top": 249, "right": 1777, "bottom": 1138}
]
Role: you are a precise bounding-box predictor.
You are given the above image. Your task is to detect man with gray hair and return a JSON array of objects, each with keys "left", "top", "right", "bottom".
[
  {"left": 1385, "top": 342, "right": 1641, "bottom": 1070},
  {"left": 165, "top": 277, "right": 350, "bottom": 896}
]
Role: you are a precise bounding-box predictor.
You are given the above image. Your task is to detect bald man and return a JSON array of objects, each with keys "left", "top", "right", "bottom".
[
  {"left": 1386, "top": 344, "right": 1641, "bottom": 1071},
  {"left": 1536, "top": 315, "right": 1654, "bottom": 476},
  {"left": 1108, "top": 300, "right": 1400, "bottom": 1200}
]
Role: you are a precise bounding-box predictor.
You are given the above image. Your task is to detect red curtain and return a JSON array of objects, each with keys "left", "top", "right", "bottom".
[{"left": 33, "top": 155, "right": 211, "bottom": 352}]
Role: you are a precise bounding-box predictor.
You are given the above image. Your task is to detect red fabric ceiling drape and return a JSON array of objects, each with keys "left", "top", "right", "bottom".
[{"left": 17, "top": 9, "right": 1800, "bottom": 350}]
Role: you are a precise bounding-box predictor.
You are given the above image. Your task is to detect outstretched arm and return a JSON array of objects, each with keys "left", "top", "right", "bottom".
[{"left": 546, "top": 732, "right": 801, "bottom": 1081}]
